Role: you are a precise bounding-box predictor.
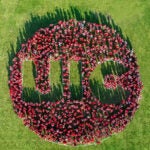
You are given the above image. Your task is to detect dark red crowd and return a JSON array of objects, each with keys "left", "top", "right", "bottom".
[{"left": 9, "top": 19, "right": 143, "bottom": 146}]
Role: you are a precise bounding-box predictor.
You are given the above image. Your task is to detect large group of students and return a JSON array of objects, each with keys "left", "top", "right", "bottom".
[{"left": 9, "top": 19, "right": 143, "bottom": 145}]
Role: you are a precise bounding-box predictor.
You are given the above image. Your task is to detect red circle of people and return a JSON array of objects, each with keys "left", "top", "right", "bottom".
[{"left": 9, "top": 19, "right": 143, "bottom": 146}]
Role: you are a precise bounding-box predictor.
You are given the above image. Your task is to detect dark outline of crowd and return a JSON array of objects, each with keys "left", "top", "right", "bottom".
[{"left": 9, "top": 19, "right": 143, "bottom": 146}]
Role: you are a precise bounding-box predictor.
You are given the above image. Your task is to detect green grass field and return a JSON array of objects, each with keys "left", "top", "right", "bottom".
[{"left": 0, "top": 0, "right": 150, "bottom": 150}]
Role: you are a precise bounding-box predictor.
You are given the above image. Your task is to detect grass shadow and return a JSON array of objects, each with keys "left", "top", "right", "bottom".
[
  {"left": 90, "top": 79, "right": 130, "bottom": 104},
  {"left": 100, "top": 60, "right": 129, "bottom": 77},
  {"left": 22, "top": 84, "right": 63, "bottom": 103},
  {"left": 23, "top": 83, "right": 84, "bottom": 103}
]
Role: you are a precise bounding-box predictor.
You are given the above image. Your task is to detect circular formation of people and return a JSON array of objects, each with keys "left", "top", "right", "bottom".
[{"left": 9, "top": 19, "right": 143, "bottom": 146}]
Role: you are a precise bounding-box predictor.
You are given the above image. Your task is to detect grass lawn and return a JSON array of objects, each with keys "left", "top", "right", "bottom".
[{"left": 0, "top": 0, "right": 150, "bottom": 150}]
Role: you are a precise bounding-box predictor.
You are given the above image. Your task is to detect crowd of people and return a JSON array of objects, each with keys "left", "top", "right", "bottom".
[{"left": 9, "top": 19, "right": 143, "bottom": 146}]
